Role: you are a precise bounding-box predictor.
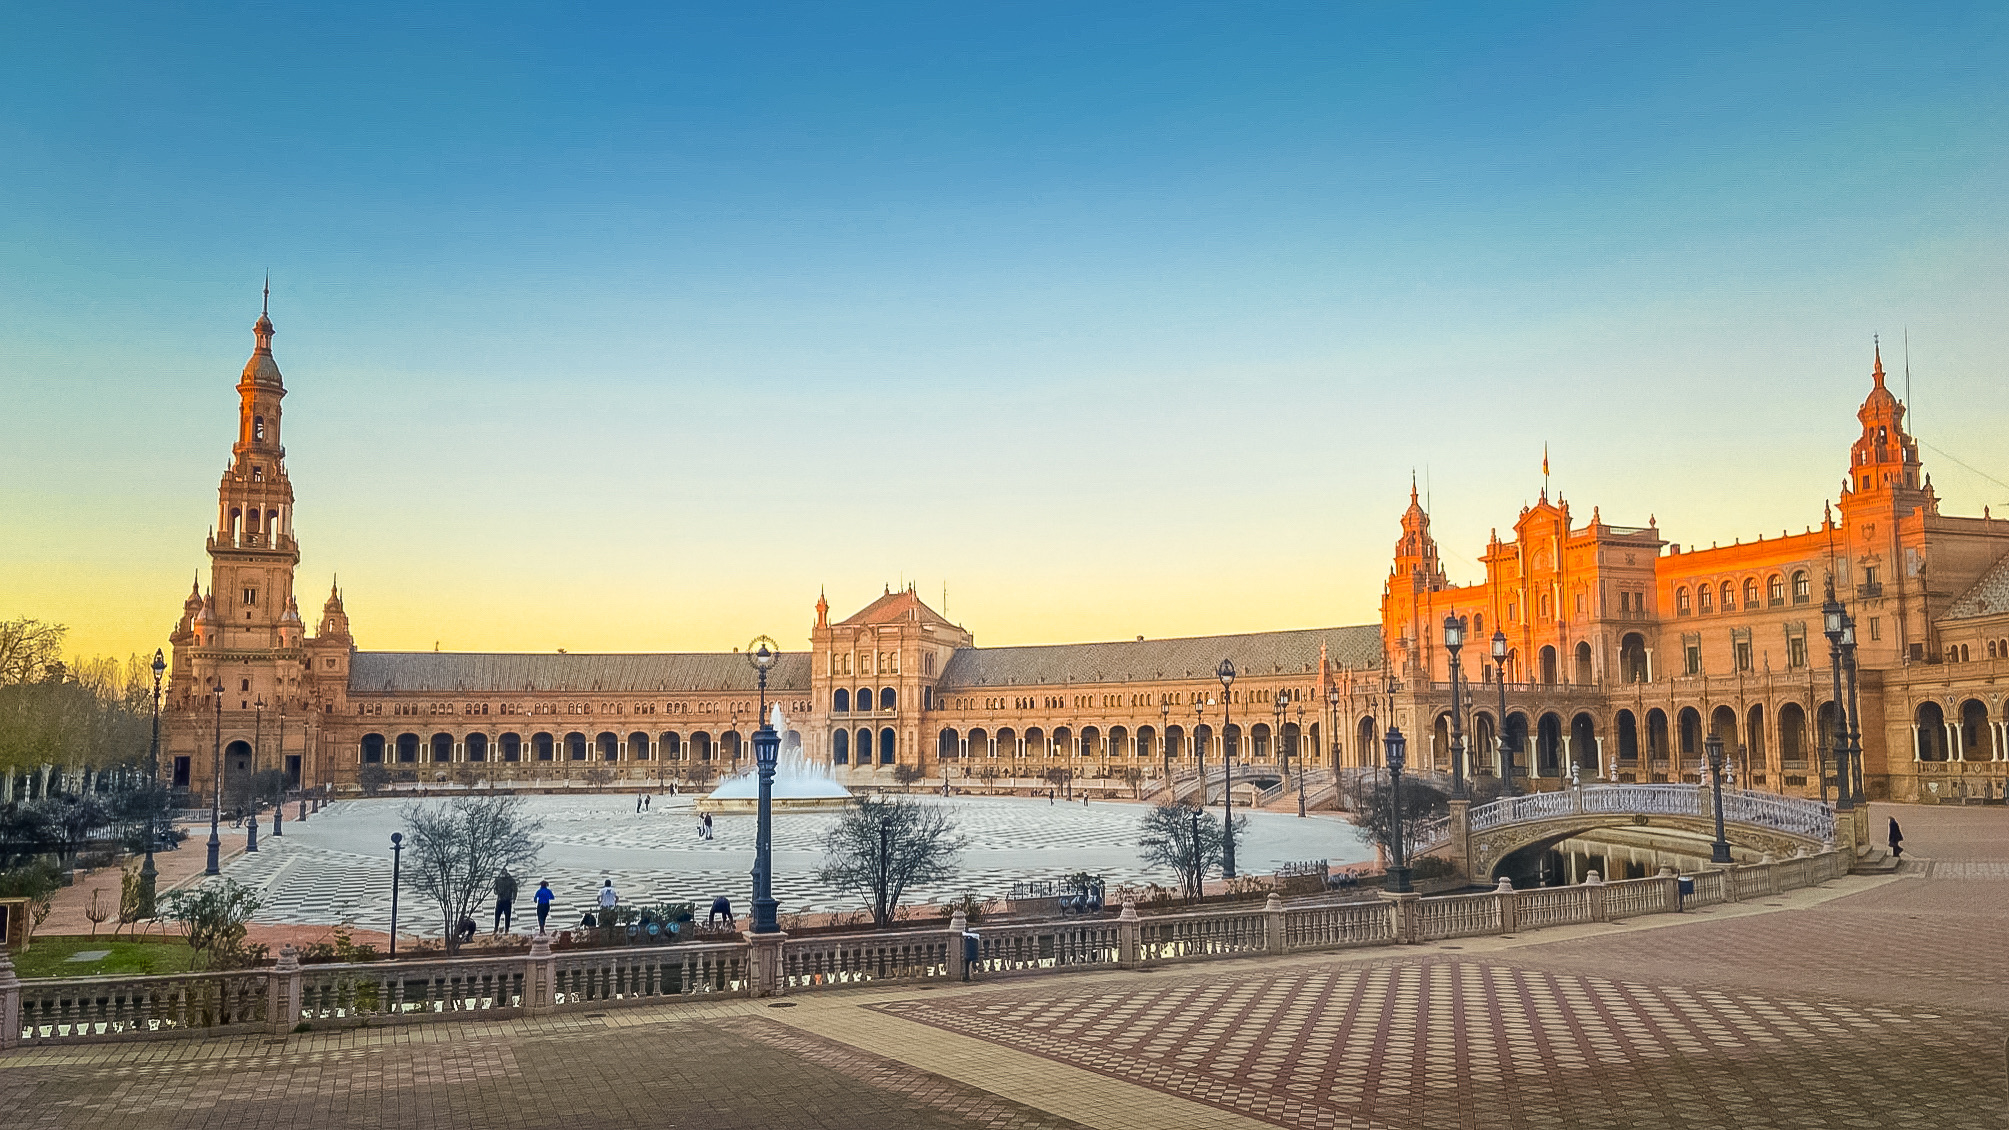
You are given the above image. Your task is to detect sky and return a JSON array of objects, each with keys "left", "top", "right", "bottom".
[{"left": 4, "top": 3, "right": 2008, "bottom": 663}]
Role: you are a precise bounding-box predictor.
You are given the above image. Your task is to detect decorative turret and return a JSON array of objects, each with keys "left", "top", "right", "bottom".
[
  {"left": 1840, "top": 339, "right": 1929, "bottom": 528},
  {"left": 317, "top": 579, "right": 352, "bottom": 643},
  {"left": 1390, "top": 476, "right": 1447, "bottom": 593}
]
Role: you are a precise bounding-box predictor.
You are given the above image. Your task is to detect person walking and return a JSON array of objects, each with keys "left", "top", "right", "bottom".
[
  {"left": 702, "top": 812, "right": 714, "bottom": 840},
  {"left": 493, "top": 869, "right": 518, "bottom": 934},
  {"left": 637, "top": 794, "right": 644, "bottom": 813},
  {"left": 598, "top": 878, "right": 619, "bottom": 916},
  {"left": 1889, "top": 816, "right": 1905, "bottom": 859},
  {"left": 534, "top": 880, "right": 554, "bottom": 933}
]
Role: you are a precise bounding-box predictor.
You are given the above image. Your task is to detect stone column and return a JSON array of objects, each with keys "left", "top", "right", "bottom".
[
  {"left": 949, "top": 909, "right": 970, "bottom": 979},
  {"left": 0, "top": 946, "right": 19, "bottom": 1050},
  {"left": 1447, "top": 797, "right": 1472, "bottom": 881},
  {"left": 1585, "top": 871, "right": 1605, "bottom": 922},
  {"left": 744, "top": 930, "right": 786, "bottom": 999},
  {"left": 1381, "top": 889, "right": 1420, "bottom": 945},
  {"left": 270, "top": 944, "right": 302, "bottom": 1035},
  {"left": 1657, "top": 865, "right": 1680, "bottom": 913},
  {"left": 1494, "top": 876, "right": 1517, "bottom": 935},
  {"left": 524, "top": 933, "right": 556, "bottom": 1013},
  {"left": 1263, "top": 892, "right": 1286, "bottom": 956},
  {"left": 1115, "top": 902, "right": 1140, "bottom": 969}
]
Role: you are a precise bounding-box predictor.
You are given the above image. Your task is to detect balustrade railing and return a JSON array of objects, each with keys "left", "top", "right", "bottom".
[
  {"left": 552, "top": 942, "right": 745, "bottom": 1004},
  {"left": 972, "top": 921, "right": 1121, "bottom": 975},
  {"left": 1415, "top": 892, "right": 1501, "bottom": 940},
  {"left": 1467, "top": 784, "right": 1832, "bottom": 841},
  {"left": 18, "top": 971, "right": 269, "bottom": 1045},
  {"left": 1602, "top": 876, "right": 1674, "bottom": 918},
  {"left": 300, "top": 958, "right": 524, "bottom": 1024},
  {"left": 1516, "top": 886, "right": 1593, "bottom": 930},
  {"left": 1137, "top": 908, "right": 1267, "bottom": 963},
  {"left": 785, "top": 930, "right": 951, "bottom": 990},
  {"left": 1283, "top": 901, "right": 1395, "bottom": 950}
]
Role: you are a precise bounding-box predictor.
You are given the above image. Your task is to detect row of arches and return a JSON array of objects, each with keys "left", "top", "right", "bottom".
[
  {"left": 928, "top": 722, "right": 1316, "bottom": 765},
  {"left": 832, "top": 727, "right": 897, "bottom": 765},
  {"left": 1914, "top": 699, "right": 2009, "bottom": 761},
  {"left": 358, "top": 729, "right": 803, "bottom": 765},
  {"left": 831, "top": 687, "right": 897, "bottom": 713},
  {"left": 1673, "top": 570, "right": 1810, "bottom": 616}
]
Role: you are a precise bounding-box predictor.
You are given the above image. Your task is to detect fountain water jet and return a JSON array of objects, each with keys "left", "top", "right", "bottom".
[{"left": 698, "top": 705, "right": 853, "bottom": 813}]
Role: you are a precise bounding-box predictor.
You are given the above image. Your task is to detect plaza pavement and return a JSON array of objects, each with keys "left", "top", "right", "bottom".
[{"left": 4, "top": 802, "right": 2003, "bottom": 1129}]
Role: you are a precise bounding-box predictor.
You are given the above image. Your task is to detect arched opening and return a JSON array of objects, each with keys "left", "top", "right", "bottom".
[
  {"left": 1471, "top": 712, "right": 1496, "bottom": 774},
  {"left": 1616, "top": 710, "right": 1639, "bottom": 762},
  {"left": 1792, "top": 570, "right": 1810, "bottom": 603},
  {"left": 1620, "top": 633, "right": 1647, "bottom": 683},
  {"left": 879, "top": 727, "right": 896, "bottom": 765},
  {"left": 1252, "top": 722, "right": 1272, "bottom": 762},
  {"left": 1744, "top": 705, "right": 1766, "bottom": 781},
  {"left": 1164, "top": 724, "right": 1185, "bottom": 763},
  {"left": 533, "top": 732, "right": 554, "bottom": 761},
  {"left": 1574, "top": 641, "right": 1593, "bottom": 685},
  {"left": 997, "top": 727, "right": 1018, "bottom": 761},
  {"left": 833, "top": 688, "right": 849, "bottom": 713},
  {"left": 1503, "top": 713, "right": 1529, "bottom": 778},
  {"left": 1431, "top": 714, "right": 1450, "bottom": 775},
  {"left": 1539, "top": 646, "right": 1558, "bottom": 685},
  {"left": 1535, "top": 713, "right": 1562, "bottom": 776},
  {"left": 1224, "top": 724, "right": 1242, "bottom": 761},
  {"left": 565, "top": 732, "right": 587, "bottom": 761},
  {"left": 1677, "top": 708, "right": 1702, "bottom": 772},
  {"left": 1053, "top": 726, "right": 1074, "bottom": 760},
  {"left": 1767, "top": 574, "right": 1785, "bottom": 606},
  {"left": 938, "top": 728, "right": 959, "bottom": 763},
  {"left": 1136, "top": 726, "right": 1155, "bottom": 763},
  {"left": 1356, "top": 717, "right": 1379, "bottom": 767},
  {"left": 396, "top": 733, "right": 420, "bottom": 764},
  {"left": 967, "top": 727, "right": 989, "bottom": 761},
  {"left": 361, "top": 733, "right": 385, "bottom": 764},
  {"left": 227, "top": 739, "right": 252, "bottom": 777},
  {"left": 1108, "top": 725, "right": 1129, "bottom": 761},
  {"left": 628, "top": 730, "right": 651, "bottom": 760},
  {"left": 597, "top": 732, "right": 620, "bottom": 761},
  {"left": 1743, "top": 578, "right": 1759, "bottom": 608},
  {"left": 785, "top": 730, "right": 801, "bottom": 753},
  {"left": 1709, "top": 705, "right": 1738, "bottom": 755},
  {"left": 832, "top": 728, "right": 850, "bottom": 765},
  {"left": 1570, "top": 713, "right": 1597, "bottom": 774},
  {"left": 465, "top": 733, "right": 489, "bottom": 762},
  {"left": 721, "top": 731, "right": 743, "bottom": 765},
  {"left": 1720, "top": 580, "right": 1735, "bottom": 611},
  {"left": 1281, "top": 722, "right": 1300, "bottom": 764},
  {"left": 1645, "top": 709, "right": 1669, "bottom": 765},
  {"left": 1082, "top": 725, "right": 1103, "bottom": 761},
  {"left": 877, "top": 687, "right": 894, "bottom": 711},
  {"left": 1193, "top": 725, "right": 1213, "bottom": 765},
  {"left": 690, "top": 731, "right": 714, "bottom": 762},
  {"left": 660, "top": 731, "right": 681, "bottom": 761},
  {"left": 500, "top": 732, "right": 522, "bottom": 762},
  {"left": 1960, "top": 699, "right": 1992, "bottom": 761},
  {"left": 1914, "top": 702, "right": 1947, "bottom": 761},
  {"left": 1779, "top": 704, "right": 1807, "bottom": 766},
  {"left": 430, "top": 733, "right": 453, "bottom": 763}
]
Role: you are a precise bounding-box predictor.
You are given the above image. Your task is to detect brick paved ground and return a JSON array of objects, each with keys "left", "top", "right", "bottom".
[{"left": 5, "top": 802, "right": 2004, "bottom": 1129}]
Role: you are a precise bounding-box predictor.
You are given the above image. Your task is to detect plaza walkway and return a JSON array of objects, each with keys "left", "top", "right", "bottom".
[{"left": 4, "top": 803, "right": 2003, "bottom": 1129}]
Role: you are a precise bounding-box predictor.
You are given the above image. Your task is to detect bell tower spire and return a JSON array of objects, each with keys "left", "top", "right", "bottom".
[{"left": 204, "top": 292, "right": 302, "bottom": 651}]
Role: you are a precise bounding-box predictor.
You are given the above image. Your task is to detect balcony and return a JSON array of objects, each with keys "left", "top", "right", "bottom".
[{"left": 1857, "top": 582, "right": 1883, "bottom": 598}]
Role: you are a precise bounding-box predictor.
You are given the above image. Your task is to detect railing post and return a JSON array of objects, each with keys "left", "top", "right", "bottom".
[
  {"left": 1657, "top": 865, "right": 1679, "bottom": 912},
  {"left": 0, "top": 946, "right": 19, "bottom": 1050},
  {"left": 1582, "top": 870, "right": 1605, "bottom": 921},
  {"left": 1759, "top": 852, "right": 1778, "bottom": 896},
  {"left": 1494, "top": 876, "right": 1517, "bottom": 935},
  {"left": 1381, "top": 889, "right": 1420, "bottom": 944},
  {"left": 1447, "top": 797, "right": 1472, "bottom": 881},
  {"left": 1263, "top": 893, "right": 1285, "bottom": 956},
  {"left": 270, "top": 944, "right": 302, "bottom": 1035},
  {"left": 743, "top": 930, "right": 786, "bottom": 999},
  {"left": 949, "top": 909, "right": 970, "bottom": 979},
  {"left": 525, "top": 933, "right": 556, "bottom": 1014},
  {"left": 1116, "top": 901, "right": 1140, "bottom": 968}
]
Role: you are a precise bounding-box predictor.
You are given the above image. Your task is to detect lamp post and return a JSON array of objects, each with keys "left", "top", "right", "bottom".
[
  {"left": 1217, "top": 658, "right": 1237, "bottom": 879},
  {"left": 1295, "top": 703, "right": 1308, "bottom": 818},
  {"left": 1384, "top": 724, "right": 1412, "bottom": 893},
  {"left": 272, "top": 700, "right": 285, "bottom": 837},
  {"left": 1820, "top": 581, "right": 1854, "bottom": 812},
  {"left": 246, "top": 697, "right": 264, "bottom": 852},
  {"left": 1444, "top": 614, "right": 1467, "bottom": 798},
  {"left": 1840, "top": 616, "right": 1865, "bottom": 807},
  {"left": 140, "top": 649, "right": 166, "bottom": 917},
  {"left": 388, "top": 831, "right": 404, "bottom": 957},
  {"left": 206, "top": 679, "right": 223, "bottom": 876},
  {"left": 1327, "top": 684, "right": 1341, "bottom": 772},
  {"left": 1492, "top": 630, "right": 1513, "bottom": 796},
  {"left": 746, "top": 637, "right": 782, "bottom": 935},
  {"left": 1272, "top": 689, "right": 1287, "bottom": 791},
  {"left": 1705, "top": 734, "right": 1732, "bottom": 863},
  {"left": 1160, "top": 701, "right": 1171, "bottom": 783},
  {"left": 1188, "top": 804, "right": 1203, "bottom": 899},
  {"left": 1193, "top": 699, "right": 1206, "bottom": 803}
]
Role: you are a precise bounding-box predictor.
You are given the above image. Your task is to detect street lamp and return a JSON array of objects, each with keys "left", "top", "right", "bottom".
[
  {"left": 1840, "top": 616, "right": 1865, "bottom": 807},
  {"left": 1295, "top": 703, "right": 1308, "bottom": 818},
  {"left": 139, "top": 649, "right": 165, "bottom": 918},
  {"left": 388, "top": 831, "right": 404, "bottom": 956},
  {"left": 1704, "top": 734, "right": 1732, "bottom": 863},
  {"left": 1444, "top": 614, "right": 1467, "bottom": 798},
  {"left": 1326, "top": 685, "right": 1341, "bottom": 772},
  {"left": 206, "top": 678, "right": 223, "bottom": 876},
  {"left": 1820, "top": 580, "right": 1854, "bottom": 812},
  {"left": 246, "top": 697, "right": 264, "bottom": 853},
  {"left": 1271, "top": 689, "right": 1287, "bottom": 788},
  {"left": 272, "top": 699, "right": 285, "bottom": 837},
  {"left": 1193, "top": 698, "right": 1206, "bottom": 802},
  {"left": 1491, "top": 630, "right": 1513, "bottom": 796},
  {"left": 747, "top": 637, "right": 782, "bottom": 935},
  {"left": 1217, "top": 658, "right": 1237, "bottom": 879},
  {"left": 1160, "top": 701, "right": 1171, "bottom": 783},
  {"left": 1384, "top": 724, "right": 1412, "bottom": 893}
]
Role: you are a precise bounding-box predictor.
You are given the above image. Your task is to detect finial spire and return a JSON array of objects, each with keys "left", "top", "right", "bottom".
[
  {"left": 1872, "top": 335, "right": 1885, "bottom": 388},
  {"left": 262, "top": 271, "right": 269, "bottom": 316}
]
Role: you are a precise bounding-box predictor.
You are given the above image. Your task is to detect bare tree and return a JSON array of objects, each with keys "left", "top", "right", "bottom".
[
  {"left": 0, "top": 618, "right": 66, "bottom": 686},
  {"left": 815, "top": 796, "right": 966, "bottom": 928},
  {"left": 401, "top": 795, "right": 544, "bottom": 952},
  {"left": 1138, "top": 799, "right": 1243, "bottom": 899}
]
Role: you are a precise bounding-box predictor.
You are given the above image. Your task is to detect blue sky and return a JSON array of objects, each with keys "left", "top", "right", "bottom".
[{"left": 4, "top": 4, "right": 2007, "bottom": 659}]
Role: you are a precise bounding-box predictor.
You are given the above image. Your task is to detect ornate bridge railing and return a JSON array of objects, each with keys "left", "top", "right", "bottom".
[{"left": 1466, "top": 784, "right": 1832, "bottom": 841}]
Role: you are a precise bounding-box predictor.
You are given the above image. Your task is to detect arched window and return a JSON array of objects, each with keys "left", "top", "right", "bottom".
[
  {"left": 1472, "top": 613, "right": 1483, "bottom": 634},
  {"left": 1791, "top": 570, "right": 1810, "bottom": 603},
  {"left": 1768, "top": 574, "right": 1785, "bottom": 606},
  {"left": 858, "top": 687, "right": 872, "bottom": 712},
  {"left": 880, "top": 687, "right": 896, "bottom": 711},
  {"left": 1743, "top": 578, "right": 1759, "bottom": 607},
  {"left": 832, "top": 728, "right": 849, "bottom": 765},
  {"left": 1698, "top": 585, "right": 1713, "bottom": 613},
  {"left": 253, "top": 415, "right": 266, "bottom": 441},
  {"left": 361, "top": 733, "right": 385, "bottom": 764},
  {"left": 833, "top": 688, "right": 849, "bottom": 713},
  {"left": 879, "top": 727, "right": 896, "bottom": 765},
  {"left": 1675, "top": 588, "right": 1691, "bottom": 615},
  {"left": 1719, "top": 581, "right": 1734, "bottom": 610}
]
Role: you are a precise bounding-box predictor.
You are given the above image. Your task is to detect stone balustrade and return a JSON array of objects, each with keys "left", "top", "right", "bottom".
[{"left": 0, "top": 849, "right": 1851, "bottom": 1049}]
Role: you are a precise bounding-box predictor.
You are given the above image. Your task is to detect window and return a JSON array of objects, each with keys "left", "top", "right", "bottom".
[
  {"left": 1684, "top": 644, "right": 1701, "bottom": 676},
  {"left": 252, "top": 466, "right": 264, "bottom": 482},
  {"left": 1720, "top": 581, "right": 1734, "bottom": 610},
  {"left": 253, "top": 415, "right": 266, "bottom": 441},
  {"left": 242, "top": 587, "right": 257, "bottom": 606},
  {"left": 1540, "top": 594, "right": 1551, "bottom": 619},
  {"left": 1787, "top": 636, "right": 1807, "bottom": 668},
  {"left": 1698, "top": 586, "right": 1713, "bottom": 614},
  {"left": 1869, "top": 617, "right": 1881, "bottom": 641},
  {"left": 1743, "top": 578, "right": 1759, "bottom": 607},
  {"left": 1791, "top": 571, "right": 1810, "bottom": 603},
  {"left": 1473, "top": 613, "right": 1483, "bottom": 634},
  {"left": 1735, "top": 640, "right": 1752, "bottom": 672},
  {"left": 1675, "top": 588, "right": 1691, "bottom": 616},
  {"left": 1768, "top": 575, "right": 1786, "bottom": 606}
]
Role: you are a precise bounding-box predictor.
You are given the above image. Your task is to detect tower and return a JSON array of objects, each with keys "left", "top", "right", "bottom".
[{"left": 165, "top": 297, "right": 312, "bottom": 794}]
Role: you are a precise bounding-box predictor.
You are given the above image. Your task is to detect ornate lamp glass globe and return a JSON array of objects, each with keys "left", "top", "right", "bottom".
[
  {"left": 1443, "top": 613, "right": 1464, "bottom": 650},
  {"left": 1491, "top": 629, "right": 1508, "bottom": 662},
  {"left": 1383, "top": 726, "right": 1406, "bottom": 772},
  {"left": 1216, "top": 658, "right": 1236, "bottom": 688}
]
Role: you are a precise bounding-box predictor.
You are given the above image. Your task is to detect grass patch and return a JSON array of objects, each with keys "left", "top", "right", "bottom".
[{"left": 12, "top": 934, "right": 198, "bottom": 980}]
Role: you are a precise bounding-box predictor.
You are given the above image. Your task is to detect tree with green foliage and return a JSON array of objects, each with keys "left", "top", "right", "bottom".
[{"left": 162, "top": 878, "right": 266, "bottom": 969}]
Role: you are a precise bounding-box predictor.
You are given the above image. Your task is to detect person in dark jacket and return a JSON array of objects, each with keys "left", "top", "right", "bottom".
[
  {"left": 493, "top": 870, "right": 518, "bottom": 934},
  {"left": 1889, "top": 817, "right": 1904, "bottom": 858}
]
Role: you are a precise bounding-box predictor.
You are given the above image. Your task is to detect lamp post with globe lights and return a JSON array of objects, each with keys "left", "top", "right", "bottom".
[
  {"left": 1384, "top": 724, "right": 1412, "bottom": 893},
  {"left": 746, "top": 637, "right": 783, "bottom": 935},
  {"left": 1444, "top": 614, "right": 1468, "bottom": 798},
  {"left": 206, "top": 678, "right": 223, "bottom": 876},
  {"left": 1217, "top": 658, "right": 1237, "bottom": 879},
  {"left": 1491, "top": 630, "right": 1513, "bottom": 795},
  {"left": 139, "top": 649, "right": 166, "bottom": 916},
  {"left": 1820, "top": 581, "right": 1854, "bottom": 813},
  {"left": 1705, "top": 734, "right": 1733, "bottom": 863}
]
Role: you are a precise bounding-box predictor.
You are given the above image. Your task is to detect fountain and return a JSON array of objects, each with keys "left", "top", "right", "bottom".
[{"left": 698, "top": 705, "right": 853, "bottom": 813}]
